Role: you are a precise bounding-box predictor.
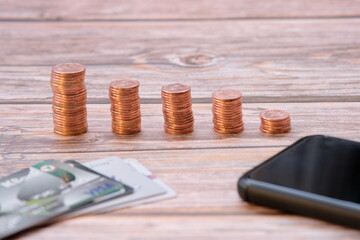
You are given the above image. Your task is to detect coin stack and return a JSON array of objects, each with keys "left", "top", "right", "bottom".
[
  {"left": 109, "top": 79, "right": 141, "bottom": 135},
  {"left": 162, "top": 83, "right": 194, "bottom": 134},
  {"left": 260, "top": 109, "right": 291, "bottom": 134},
  {"left": 212, "top": 89, "right": 244, "bottom": 134},
  {"left": 51, "top": 63, "right": 87, "bottom": 136}
]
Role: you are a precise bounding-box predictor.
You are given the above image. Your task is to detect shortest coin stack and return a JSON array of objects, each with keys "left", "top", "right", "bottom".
[
  {"left": 51, "top": 63, "right": 87, "bottom": 136},
  {"left": 162, "top": 83, "right": 194, "bottom": 134},
  {"left": 212, "top": 89, "right": 244, "bottom": 134},
  {"left": 260, "top": 109, "right": 291, "bottom": 134},
  {"left": 109, "top": 79, "right": 141, "bottom": 135}
]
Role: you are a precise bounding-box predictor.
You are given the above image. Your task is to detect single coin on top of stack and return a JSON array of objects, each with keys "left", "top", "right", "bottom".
[
  {"left": 51, "top": 63, "right": 87, "bottom": 136},
  {"left": 260, "top": 109, "right": 291, "bottom": 134},
  {"left": 212, "top": 89, "right": 244, "bottom": 134},
  {"left": 162, "top": 83, "right": 194, "bottom": 134},
  {"left": 109, "top": 79, "right": 141, "bottom": 135}
]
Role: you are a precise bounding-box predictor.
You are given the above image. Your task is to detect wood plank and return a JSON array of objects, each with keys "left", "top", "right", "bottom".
[
  {"left": 2, "top": 149, "right": 360, "bottom": 239},
  {"left": 14, "top": 215, "right": 360, "bottom": 239},
  {"left": 0, "top": 0, "right": 359, "bottom": 20},
  {"left": 0, "top": 147, "right": 282, "bottom": 215},
  {"left": 2, "top": 19, "right": 359, "bottom": 66},
  {"left": 1, "top": 102, "right": 359, "bottom": 154},
  {"left": 0, "top": 19, "right": 360, "bottom": 102},
  {"left": 1, "top": 61, "right": 360, "bottom": 102}
]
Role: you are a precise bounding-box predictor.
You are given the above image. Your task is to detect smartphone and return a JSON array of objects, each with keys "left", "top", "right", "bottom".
[{"left": 238, "top": 135, "right": 360, "bottom": 228}]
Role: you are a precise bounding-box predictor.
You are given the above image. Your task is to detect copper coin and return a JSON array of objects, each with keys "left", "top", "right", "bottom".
[
  {"left": 212, "top": 89, "right": 242, "bottom": 101},
  {"left": 162, "top": 83, "right": 191, "bottom": 94},
  {"left": 54, "top": 128, "right": 87, "bottom": 136},
  {"left": 52, "top": 63, "right": 86, "bottom": 75},
  {"left": 214, "top": 126, "right": 243, "bottom": 134},
  {"left": 110, "top": 79, "right": 139, "bottom": 89},
  {"left": 164, "top": 126, "right": 193, "bottom": 135},
  {"left": 260, "top": 109, "right": 290, "bottom": 121},
  {"left": 259, "top": 109, "right": 291, "bottom": 134}
]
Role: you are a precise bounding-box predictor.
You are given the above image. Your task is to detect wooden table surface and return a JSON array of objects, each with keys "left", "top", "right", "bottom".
[{"left": 1, "top": 0, "right": 360, "bottom": 239}]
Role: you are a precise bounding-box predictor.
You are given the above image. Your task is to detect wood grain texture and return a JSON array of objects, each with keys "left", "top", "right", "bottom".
[
  {"left": 1, "top": 60, "right": 360, "bottom": 103},
  {"left": 1, "top": 102, "right": 359, "bottom": 154},
  {"left": 12, "top": 215, "right": 360, "bottom": 240},
  {"left": 1, "top": 1, "right": 360, "bottom": 238},
  {"left": 0, "top": 147, "right": 282, "bottom": 215},
  {"left": 0, "top": 0, "right": 359, "bottom": 20},
  {"left": 2, "top": 19, "right": 360, "bottom": 66},
  {"left": 2, "top": 149, "right": 360, "bottom": 239},
  {"left": 0, "top": 19, "right": 359, "bottom": 102}
]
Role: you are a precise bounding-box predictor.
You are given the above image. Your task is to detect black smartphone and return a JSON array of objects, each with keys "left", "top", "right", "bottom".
[{"left": 238, "top": 135, "right": 360, "bottom": 228}]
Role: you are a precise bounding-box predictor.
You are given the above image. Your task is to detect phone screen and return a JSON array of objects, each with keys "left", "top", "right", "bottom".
[{"left": 249, "top": 136, "right": 360, "bottom": 204}]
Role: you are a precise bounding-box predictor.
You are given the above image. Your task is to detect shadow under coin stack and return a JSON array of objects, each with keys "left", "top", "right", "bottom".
[
  {"left": 109, "top": 79, "right": 141, "bottom": 135},
  {"left": 260, "top": 109, "right": 291, "bottom": 134},
  {"left": 212, "top": 89, "right": 244, "bottom": 134},
  {"left": 162, "top": 83, "right": 194, "bottom": 134},
  {"left": 51, "top": 63, "right": 87, "bottom": 136}
]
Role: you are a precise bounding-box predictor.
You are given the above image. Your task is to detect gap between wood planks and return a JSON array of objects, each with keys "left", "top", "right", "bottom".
[
  {"left": 103, "top": 211, "right": 281, "bottom": 216},
  {"left": 1, "top": 145, "right": 287, "bottom": 156},
  {"left": 1, "top": 96, "right": 360, "bottom": 104},
  {"left": 0, "top": 16, "right": 360, "bottom": 23}
]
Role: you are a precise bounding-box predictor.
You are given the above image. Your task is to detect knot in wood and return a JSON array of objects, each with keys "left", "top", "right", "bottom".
[{"left": 170, "top": 52, "right": 220, "bottom": 68}]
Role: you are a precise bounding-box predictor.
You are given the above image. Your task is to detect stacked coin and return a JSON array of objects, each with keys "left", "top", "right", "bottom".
[
  {"left": 212, "top": 89, "right": 244, "bottom": 134},
  {"left": 162, "top": 83, "right": 194, "bottom": 134},
  {"left": 260, "top": 109, "right": 291, "bottom": 134},
  {"left": 51, "top": 63, "right": 87, "bottom": 136},
  {"left": 109, "top": 79, "right": 141, "bottom": 135}
]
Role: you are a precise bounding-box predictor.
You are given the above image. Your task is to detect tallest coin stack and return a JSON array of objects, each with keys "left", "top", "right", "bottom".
[{"left": 51, "top": 63, "right": 88, "bottom": 136}]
